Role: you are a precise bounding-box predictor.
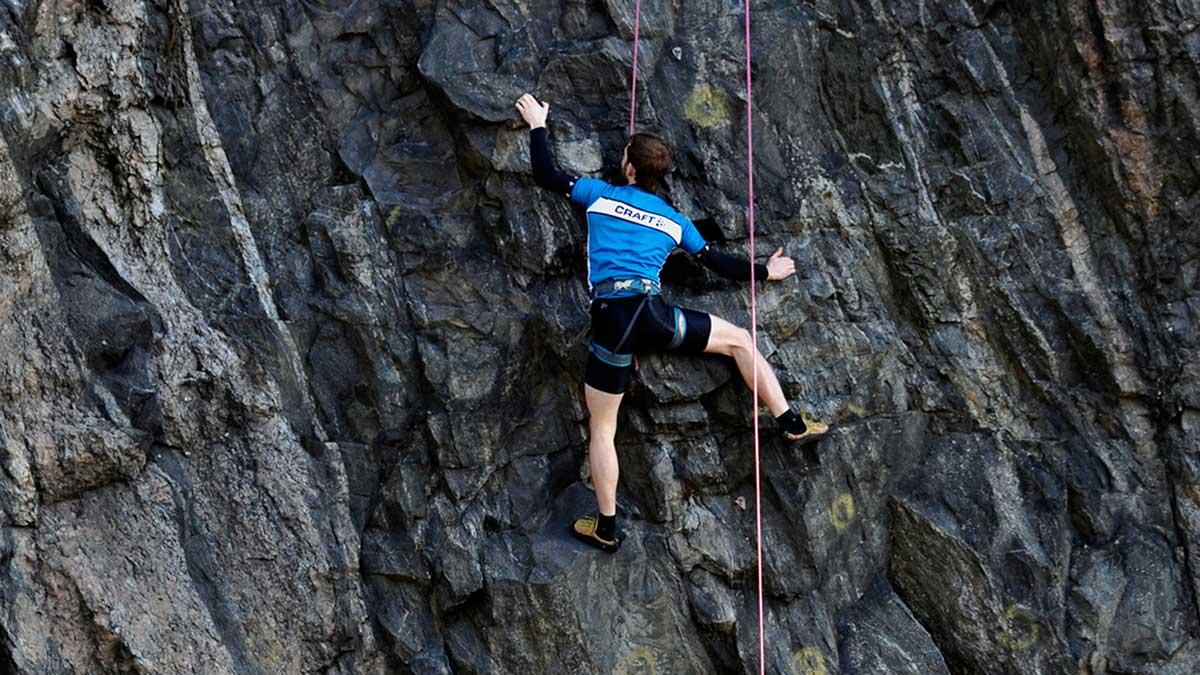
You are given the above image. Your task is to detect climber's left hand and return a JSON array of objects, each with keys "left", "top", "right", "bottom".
[{"left": 515, "top": 93, "right": 549, "bottom": 129}]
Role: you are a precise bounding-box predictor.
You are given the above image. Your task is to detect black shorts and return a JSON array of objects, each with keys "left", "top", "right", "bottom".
[{"left": 585, "top": 294, "right": 712, "bottom": 394}]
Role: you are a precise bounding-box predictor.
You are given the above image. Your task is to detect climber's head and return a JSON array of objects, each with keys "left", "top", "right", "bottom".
[{"left": 621, "top": 132, "right": 672, "bottom": 191}]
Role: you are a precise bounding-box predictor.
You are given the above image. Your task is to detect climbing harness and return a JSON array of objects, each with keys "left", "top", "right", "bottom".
[
  {"left": 588, "top": 277, "right": 661, "bottom": 371},
  {"left": 590, "top": 277, "right": 661, "bottom": 300},
  {"left": 611, "top": 295, "right": 651, "bottom": 354},
  {"left": 626, "top": 1, "right": 767, "bottom": 671},
  {"left": 588, "top": 293, "right": 649, "bottom": 370}
]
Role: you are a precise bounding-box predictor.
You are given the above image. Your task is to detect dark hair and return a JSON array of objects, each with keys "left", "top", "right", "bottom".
[{"left": 626, "top": 132, "right": 672, "bottom": 191}]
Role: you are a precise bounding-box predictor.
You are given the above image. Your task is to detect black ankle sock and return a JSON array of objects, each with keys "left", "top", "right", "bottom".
[
  {"left": 775, "top": 409, "right": 807, "bottom": 435},
  {"left": 596, "top": 512, "right": 616, "bottom": 539}
]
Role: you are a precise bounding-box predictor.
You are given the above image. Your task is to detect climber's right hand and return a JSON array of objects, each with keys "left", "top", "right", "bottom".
[{"left": 766, "top": 247, "right": 795, "bottom": 281}]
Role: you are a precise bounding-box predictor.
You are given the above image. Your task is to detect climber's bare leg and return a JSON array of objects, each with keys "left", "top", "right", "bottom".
[
  {"left": 703, "top": 314, "right": 789, "bottom": 417},
  {"left": 584, "top": 384, "right": 622, "bottom": 516}
]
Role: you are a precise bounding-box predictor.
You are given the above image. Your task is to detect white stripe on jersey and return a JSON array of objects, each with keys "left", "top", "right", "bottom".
[{"left": 587, "top": 197, "right": 682, "bottom": 245}]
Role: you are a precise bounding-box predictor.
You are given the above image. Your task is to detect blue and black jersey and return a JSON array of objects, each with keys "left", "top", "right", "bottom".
[
  {"left": 569, "top": 176, "right": 706, "bottom": 293},
  {"left": 529, "top": 127, "right": 767, "bottom": 295}
]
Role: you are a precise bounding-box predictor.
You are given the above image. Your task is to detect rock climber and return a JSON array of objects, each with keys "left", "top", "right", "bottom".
[{"left": 515, "top": 93, "right": 829, "bottom": 553}]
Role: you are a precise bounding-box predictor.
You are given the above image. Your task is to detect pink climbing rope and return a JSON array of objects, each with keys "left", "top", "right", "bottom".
[
  {"left": 626, "top": 2, "right": 765, "bottom": 671},
  {"left": 628, "top": 0, "right": 642, "bottom": 135},
  {"left": 743, "top": 3, "right": 765, "bottom": 673}
]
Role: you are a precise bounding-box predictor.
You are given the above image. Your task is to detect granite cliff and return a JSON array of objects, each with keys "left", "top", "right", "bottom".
[{"left": 1, "top": 0, "right": 1198, "bottom": 673}]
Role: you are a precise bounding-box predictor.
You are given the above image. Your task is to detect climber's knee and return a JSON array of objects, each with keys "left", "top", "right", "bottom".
[{"left": 704, "top": 314, "right": 752, "bottom": 357}]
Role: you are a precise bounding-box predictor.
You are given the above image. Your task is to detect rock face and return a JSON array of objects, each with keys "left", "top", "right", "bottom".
[{"left": 1, "top": 0, "right": 1198, "bottom": 672}]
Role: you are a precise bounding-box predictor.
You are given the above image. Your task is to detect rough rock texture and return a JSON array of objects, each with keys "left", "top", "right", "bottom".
[{"left": 1, "top": 0, "right": 1198, "bottom": 672}]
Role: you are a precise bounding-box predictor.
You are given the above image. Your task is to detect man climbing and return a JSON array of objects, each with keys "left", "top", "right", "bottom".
[{"left": 515, "top": 93, "right": 829, "bottom": 553}]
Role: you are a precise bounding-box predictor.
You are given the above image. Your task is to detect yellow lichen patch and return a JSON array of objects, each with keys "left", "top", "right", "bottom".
[
  {"left": 830, "top": 493, "right": 856, "bottom": 532},
  {"left": 792, "top": 647, "right": 828, "bottom": 675},
  {"left": 684, "top": 83, "right": 728, "bottom": 129},
  {"left": 998, "top": 605, "right": 1040, "bottom": 650},
  {"left": 615, "top": 647, "right": 658, "bottom": 674}
]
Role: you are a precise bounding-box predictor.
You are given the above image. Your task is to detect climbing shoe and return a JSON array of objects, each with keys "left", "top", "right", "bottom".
[
  {"left": 570, "top": 514, "right": 623, "bottom": 553},
  {"left": 777, "top": 410, "right": 830, "bottom": 445}
]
